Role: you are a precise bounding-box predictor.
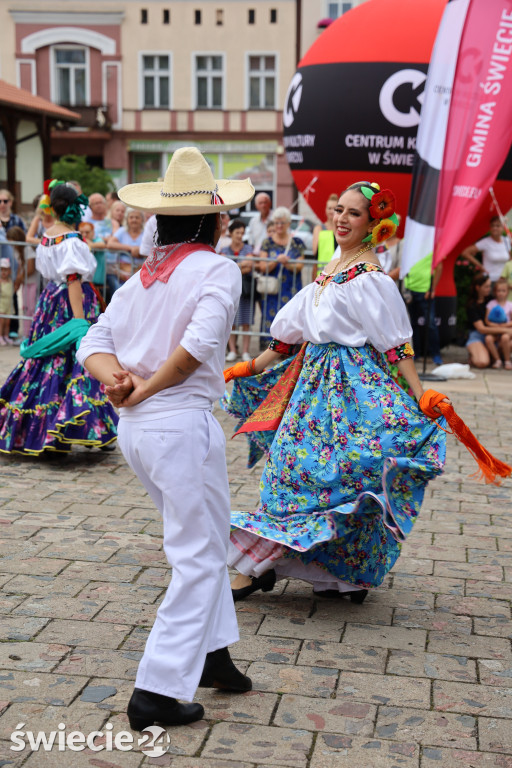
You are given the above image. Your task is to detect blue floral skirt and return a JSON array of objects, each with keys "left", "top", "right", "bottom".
[
  {"left": 223, "top": 342, "right": 446, "bottom": 588},
  {"left": 0, "top": 282, "right": 118, "bottom": 455}
]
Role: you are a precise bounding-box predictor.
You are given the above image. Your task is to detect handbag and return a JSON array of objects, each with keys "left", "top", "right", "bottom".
[{"left": 256, "top": 237, "right": 291, "bottom": 295}]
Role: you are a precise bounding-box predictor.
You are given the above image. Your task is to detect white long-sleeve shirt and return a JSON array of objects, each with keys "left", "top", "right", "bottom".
[
  {"left": 76, "top": 248, "right": 241, "bottom": 421},
  {"left": 270, "top": 265, "right": 412, "bottom": 352}
]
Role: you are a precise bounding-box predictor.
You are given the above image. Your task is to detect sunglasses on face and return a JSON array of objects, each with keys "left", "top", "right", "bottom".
[{"left": 0, "top": 199, "right": 10, "bottom": 204}]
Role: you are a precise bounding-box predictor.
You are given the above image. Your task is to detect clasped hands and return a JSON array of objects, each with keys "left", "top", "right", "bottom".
[{"left": 105, "top": 370, "right": 148, "bottom": 408}]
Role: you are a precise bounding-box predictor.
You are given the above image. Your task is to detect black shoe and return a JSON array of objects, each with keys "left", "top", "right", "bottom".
[
  {"left": 313, "top": 588, "right": 369, "bottom": 604},
  {"left": 100, "top": 443, "right": 116, "bottom": 452},
  {"left": 199, "top": 647, "right": 252, "bottom": 692},
  {"left": 231, "top": 569, "right": 276, "bottom": 602},
  {"left": 127, "top": 688, "right": 204, "bottom": 731},
  {"left": 350, "top": 589, "right": 369, "bottom": 604}
]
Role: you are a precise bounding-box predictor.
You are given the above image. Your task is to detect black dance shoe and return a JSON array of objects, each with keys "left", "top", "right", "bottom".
[
  {"left": 231, "top": 569, "right": 276, "bottom": 602},
  {"left": 127, "top": 688, "right": 204, "bottom": 731},
  {"left": 199, "top": 647, "right": 252, "bottom": 692},
  {"left": 313, "top": 588, "right": 369, "bottom": 604}
]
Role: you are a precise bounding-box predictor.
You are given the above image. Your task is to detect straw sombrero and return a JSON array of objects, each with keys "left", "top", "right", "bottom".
[{"left": 118, "top": 147, "right": 255, "bottom": 215}]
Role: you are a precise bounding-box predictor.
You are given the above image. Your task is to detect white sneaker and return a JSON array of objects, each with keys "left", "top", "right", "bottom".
[
  {"left": 241, "top": 352, "right": 251, "bottom": 362},
  {"left": 225, "top": 351, "right": 237, "bottom": 362}
]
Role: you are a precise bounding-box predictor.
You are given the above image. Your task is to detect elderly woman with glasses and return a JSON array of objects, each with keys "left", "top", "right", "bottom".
[{"left": 257, "top": 206, "right": 305, "bottom": 340}]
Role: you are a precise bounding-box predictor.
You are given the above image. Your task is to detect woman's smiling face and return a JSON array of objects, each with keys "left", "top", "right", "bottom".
[{"left": 333, "top": 189, "right": 374, "bottom": 250}]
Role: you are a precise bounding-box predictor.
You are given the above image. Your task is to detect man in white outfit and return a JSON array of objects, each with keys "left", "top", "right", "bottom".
[{"left": 76, "top": 148, "right": 255, "bottom": 729}]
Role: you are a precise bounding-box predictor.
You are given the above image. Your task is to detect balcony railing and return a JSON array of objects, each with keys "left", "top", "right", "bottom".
[{"left": 59, "top": 104, "right": 112, "bottom": 131}]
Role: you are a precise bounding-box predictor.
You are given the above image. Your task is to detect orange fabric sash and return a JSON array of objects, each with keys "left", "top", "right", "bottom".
[
  {"left": 233, "top": 343, "right": 308, "bottom": 436},
  {"left": 419, "top": 389, "right": 512, "bottom": 485}
]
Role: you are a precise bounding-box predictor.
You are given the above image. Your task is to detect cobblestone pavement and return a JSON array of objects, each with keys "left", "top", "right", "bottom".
[{"left": 0, "top": 345, "right": 510, "bottom": 767}]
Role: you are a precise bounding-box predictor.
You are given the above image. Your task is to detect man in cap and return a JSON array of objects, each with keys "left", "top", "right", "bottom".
[{"left": 77, "top": 147, "right": 255, "bottom": 729}]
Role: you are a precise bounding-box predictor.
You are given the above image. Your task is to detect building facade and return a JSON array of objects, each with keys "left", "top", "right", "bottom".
[{"left": 0, "top": 0, "right": 369, "bottom": 208}]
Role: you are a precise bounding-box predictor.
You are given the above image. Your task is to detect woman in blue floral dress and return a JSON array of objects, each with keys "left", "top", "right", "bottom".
[
  {"left": 0, "top": 182, "right": 118, "bottom": 455},
  {"left": 224, "top": 182, "right": 447, "bottom": 602},
  {"left": 258, "top": 207, "right": 305, "bottom": 338}
]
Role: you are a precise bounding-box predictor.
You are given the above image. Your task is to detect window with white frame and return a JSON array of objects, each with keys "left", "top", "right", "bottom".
[
  {"left": 327, "top": 1, "right": 353, "bottom": 18},
  {"left": 142, "top": 55, "right": 171, "bottom": 108},
  {"left": 54, "top": 47, "right": 87, "bottom": 105},
  {"left": 248, "top": 55, "right": 276, "bottom": 109},
  {"left": 195, "top": 55, "right": 224, "bottom": 109}
]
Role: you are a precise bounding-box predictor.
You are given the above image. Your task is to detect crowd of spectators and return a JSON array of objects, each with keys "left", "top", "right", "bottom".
[{"left": 1, "top": 183, "right": 512, "bottom": 371}]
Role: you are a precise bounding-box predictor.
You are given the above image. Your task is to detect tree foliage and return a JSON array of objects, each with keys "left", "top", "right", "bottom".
[{"left": 51, "top": 155, "right": 115, "bottom": 197}]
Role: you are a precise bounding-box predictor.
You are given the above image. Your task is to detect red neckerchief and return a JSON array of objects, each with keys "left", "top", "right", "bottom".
[{"left": 140, "top": 242, "right": 215, "bottom": 288}]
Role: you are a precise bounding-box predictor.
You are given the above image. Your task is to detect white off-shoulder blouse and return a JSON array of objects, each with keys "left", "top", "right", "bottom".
[
  {"left": 36, "top": 232, "right": 97, "bottom": 284},
  {"left": 270, "top": 262, "right": 413, "bottom": 355}
]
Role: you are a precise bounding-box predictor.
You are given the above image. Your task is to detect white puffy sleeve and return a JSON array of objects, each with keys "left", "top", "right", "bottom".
[
  {"left": 269, "top": 285, "right": 309, "bottom": 344},
  {"left": 56, "top": 238, "right": 97, "bottom": 282},
  {"left": 346, "top": 271, "right": 413, "bottom": 354}
]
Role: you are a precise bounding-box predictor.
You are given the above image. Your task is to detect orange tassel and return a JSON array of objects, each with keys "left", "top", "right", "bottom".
[{"left": 419, "top": 389, "right": 512, "bottom": 486}]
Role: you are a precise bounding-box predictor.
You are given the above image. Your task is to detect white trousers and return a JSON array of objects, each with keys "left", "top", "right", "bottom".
[{"left": 118, "top": 409, "right": 239, "bottom": 702}]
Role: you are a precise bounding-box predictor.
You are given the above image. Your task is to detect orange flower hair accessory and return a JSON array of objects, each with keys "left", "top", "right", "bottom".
[
  {"left": 360, "top": 183, "right": 399, "bottom": 244},
  {"left": 369, "top": 189, "right": 395, "bottom": 219},
  {"left": 371, "top": 218, "right": 397, "bottom": 245}
]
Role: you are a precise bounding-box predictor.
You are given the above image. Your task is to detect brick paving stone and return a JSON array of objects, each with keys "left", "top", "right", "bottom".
[
  {"left": 35, "top": 541, "right": 119, "bottom": 562},
  {"left": 0, "top": 524, "right": 42, "bottom": 539},
  {"left": 297, "top": 640, "right": 387, "bottom": 673},
  {"left": 434, "top": 561, "right": 504, "bottom": 581},
  {"left": 366, "top": 587, "right": 435, "bottom": 610},
  {"left": 202, "top": 722, "right": 313, "bottom": 766},
  {"left": 0, "top": 594, "right": 26, "bottom": 614},
  {"left": 22, "top": 749, "right": 144, "bottom": 767},
  {"left": 12, "top": 596, "right": 106, "bottom": 621},
  {"left": 195, "top": 689, "right": 278, "bottom": 725},
  {"left": 312, "top": 599, "right": 393, "bottom": 626},
  {"left": 75, "top": 581, "right": 163, "bottom": 603},
  {"left": 336, "top": 670, "right": 430, "bottom": 708},
  {"left": 0, "top": 671, "right": 86, "bottom": 706},
  {"left": 93, "top": 601, "right": 157, "bottom": 626},
  {"left": 310, "top": 734, "right": 420, "bottom": 768},
  {"left": 0, "top": 557, "right": 70, "bottom": 576},
  {"left": 479, "top": 717, "right": 512, "bottom": 753},
  {"left": 433, "top": 680, "right": 512, "bottom": 717},
  {"left": 13, "top": 512, "right": 87, "bottom": 528},
  {"left": 140, "top": 759, "right": 256, "bottom": 768},
  {"left": 386, "top": 650, "right": 478, "bottom": 683},
  {"left": 35, "top": 619, "right": 130, "bottom": 649},
  {"left": 375, "top": 707, "right": 477, "bottom": 749},
  {"left": 391, "top": 557, "right": 434, "bottom": 576},
  {"left": 247, "top": 661, "right": 338, "bottom": 697},
  {"left": 134, "top": 567, "right": 170, "bottom": 588},
  {"left": 3, "top": 575, "right": 88, "bottom": 598},
  {"left": 274, "top": 693, "right": 376, "bottom": 735},
  {"left": 54, "top": 648, "right": 142, "bottom": 679},
  {"left": 81, "top": 515, "right": 148, "bottom": 533},
  {"left": 107, "top": 549, "right": 169, "bottom": 567},
  {"left": 392, "top": 610, "right": 472, "bottom": 635},
  {"left": 230, "top": 635, "right": 300, "bottom": 664},
  {"left": 0, "top": 616, "right": 49, "bottom": 642},
  {"left": 465, "top": 580, "right": 512, "bottom": 600},
  {"left": 474, "top": 617, "right": 512, "bottom": 639},
  {"left": 478, "top": 660, "right": 512, "bottom": 687},
  {"left": 468, "top": 550, "right": 512, "bottom": 566},
  {"left": 427, "top": 632, "right": 512, "bottom": 660},
  {"left": 0, "top": 642, "right": 69, "bottom": 673},
  {"left": 257, "top": 615, "right": 344, "bottom": 641},
  {"left": 62, "top": 562, "right": 142, "bottom": 582},
  {"left": 435, "top": 595, "right": 511, "bottom": 618},
  {"left": 421, "top": 747, "right": 512, "bottom": 767},
  {"left": 342, "top": 623, "right": 427, "bottom": 651},
  {"left": 392, "top": 575, "right": 465, "bottom": 596},
  {"left": 432, "top": 534, "right": 497, "bottom": 549},
  {"left": 235, "top": 594, "right": 313, "bottom": 619}
]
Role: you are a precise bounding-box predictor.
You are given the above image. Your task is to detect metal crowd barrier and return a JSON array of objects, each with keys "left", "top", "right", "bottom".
[{"left": 0, "top": 240, "right": 321, "bottom": 343}]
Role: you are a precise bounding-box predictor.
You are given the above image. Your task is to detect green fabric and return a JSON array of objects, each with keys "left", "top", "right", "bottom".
[
  {"left": 317, "top": 230, "right": 336, "bottom": 267},
  {"left": 20, "top": 319, "right": 90, "bottom": 360},
  {"left": 404, "top": 252, "right": 433, "bottom": 293}
]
